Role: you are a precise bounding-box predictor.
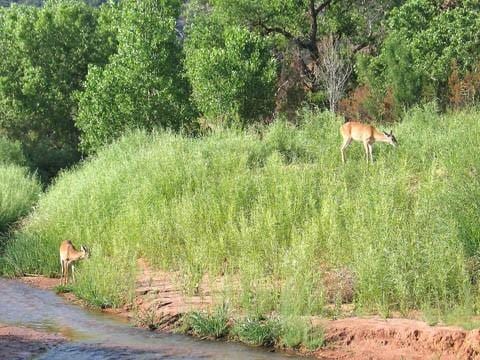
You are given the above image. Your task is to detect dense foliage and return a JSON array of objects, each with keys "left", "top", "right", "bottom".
[
  {"left": 184, "top": 10, "right": 276, "bottom": 125},
  {"left": 75, "top": 0, "right": 194, "bottom": 153},
  {"left": 357, "top": 0, "right": 480, "bottom": 119},
  {"left": 0, "top": 1, "right": 117, "bottom": 180}
]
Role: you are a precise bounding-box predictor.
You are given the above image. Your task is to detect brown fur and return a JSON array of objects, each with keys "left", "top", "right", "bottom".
[
  {"left": 340, "top": 121, "right": 397, "bottom": 163},
  {"left": 59, "top": 240, "right": 89, "bottom": 285}
]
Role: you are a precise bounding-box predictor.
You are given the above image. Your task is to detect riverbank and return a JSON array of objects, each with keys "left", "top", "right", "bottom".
[
  {"left": 18, "top": 267, "right": 480, "bottom": 360},
  {"left": 0, "top": 322, "right": 65, "bottom": 360}
]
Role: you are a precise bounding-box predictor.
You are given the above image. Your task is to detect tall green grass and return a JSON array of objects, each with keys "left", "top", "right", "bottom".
[
  {"left": 0, "top": 165, "right": 41, "bottom": 234},
  {"left": 0, "top": 137, "right": 27, "bottom": 167},
  {"left": 2, "top": 106, "right": 479, "bottom": 316}
]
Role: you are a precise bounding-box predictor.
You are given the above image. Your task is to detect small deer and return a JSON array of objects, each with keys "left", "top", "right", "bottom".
[
  {"left": 340, "top": 121, "right": 397, "bottom": 164},
  {"left": 59, "top": 240, "right": 89, "bottom": 285}
]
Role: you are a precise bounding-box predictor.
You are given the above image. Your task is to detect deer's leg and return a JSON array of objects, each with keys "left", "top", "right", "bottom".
[
  {"left": 60, "top": 259, "right": 64, "bottom": 285},
  {"left": 65, "top": 261, "right": 70, "bottom": 285},
  {"left": 368, "top": 143, "right": 374, "bottom": 163},
  {"left": 363, "top": 141, "right": 370, "bottom": 163},
  {"left": 72, "top": 264, "right": 75, "bottom": 282},
  {"left": 341, "top": 138, "right": 352, "bottom": 163}
]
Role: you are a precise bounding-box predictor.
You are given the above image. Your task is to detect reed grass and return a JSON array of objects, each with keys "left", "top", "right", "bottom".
[
  {"left": 2, "top": 105, "right": 479, "bottom": 318},
  {"left": 0, "top": 165, "right": 41, "bottom": 234}
]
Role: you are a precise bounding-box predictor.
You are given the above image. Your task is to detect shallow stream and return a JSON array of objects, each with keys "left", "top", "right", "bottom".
[{"left": 0, "top": 278, "right": 304, "bottom": 359}]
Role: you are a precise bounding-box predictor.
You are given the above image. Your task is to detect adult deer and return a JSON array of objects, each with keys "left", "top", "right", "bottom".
[
  {"left": 59, "top": 240, "right": 89, "bottom": 285},
  {"left": 340, "top": 121, "right": 397, "bottom": 163}
]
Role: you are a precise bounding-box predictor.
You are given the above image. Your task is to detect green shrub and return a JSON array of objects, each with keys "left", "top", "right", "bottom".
[
  {"left": 184, "top": 12, "right": 276, "bottom": 126},
  {"left": 182, "top": 306, "right": 230, "bottom": 339},
  {"left": 278, "top": 316, "right": 324, "bottom": 350},
  {"left": 0, "top": 137, "right": 26, "bottom": 166},
  {"left": 231, "top": 317, "right": 280, "bottom": 346}
]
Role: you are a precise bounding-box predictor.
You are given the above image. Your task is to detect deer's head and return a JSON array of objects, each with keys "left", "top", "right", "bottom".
[
  {"left": 383, "top": 130, "right": 398, "bottom": 147},
  {"left": 80, "top": 245, "right": 90, "bottom": 259}
]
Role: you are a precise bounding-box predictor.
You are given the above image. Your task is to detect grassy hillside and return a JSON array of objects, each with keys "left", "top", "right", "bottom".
[
  {"left": 0, "top": 165, "right": 41, "bottom": 233},
  {"left": 0, "top": 137, "right": 41, "bottom": 234},
  {"left": 2, "top": 105, "right": 479, "bottom": 316}
]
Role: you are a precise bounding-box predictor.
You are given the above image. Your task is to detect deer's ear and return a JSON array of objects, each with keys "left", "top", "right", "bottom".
[
  {"left": 390, "top": 130, "right": 393, "bottom": 135},
  {"left": 383, "top": 131, "right": 388, "bottom": 136}
]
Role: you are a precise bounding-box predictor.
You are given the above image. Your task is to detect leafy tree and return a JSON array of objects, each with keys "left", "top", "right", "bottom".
[
  {"left": 184, "top": 9, "right": 277, "bottom": 126},
  {"left": 76, "top": 0, "right": 194, "bottom": 153},
  {"left": 0, "top": 1, "right": 117, "bottom": 180},
  {"left": 0, "top": 0, "right": 111, "bottom": 6},
  {"left": 358, "top": 0, "right": 480, "bottom": 112},
  {"left": 210, "top": 0, "right": 403, "bottom": 93}
]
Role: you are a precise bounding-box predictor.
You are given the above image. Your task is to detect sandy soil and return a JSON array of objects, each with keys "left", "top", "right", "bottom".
[
  {"left": 18, "top": 268, "right": 480, "bottom": 360},
  {"left": 0, "top": 323, "right": 65, "bottom": 360},
  {"left": 312, "top": 317, "right": 480, "bottom": 359}
]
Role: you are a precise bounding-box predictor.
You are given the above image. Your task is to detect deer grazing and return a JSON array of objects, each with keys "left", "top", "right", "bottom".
[
  {"left": 59, "top": 240, "right": 89, "bottom": 285},
  {"left": 340, "top": 121, "right": 397, "bottom": 164}
]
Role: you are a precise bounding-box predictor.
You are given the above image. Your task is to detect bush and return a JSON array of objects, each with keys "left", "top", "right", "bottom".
[
  {"left": 231, "top": 317, "right": 280, "bottom": 346},
  {"left": 279, "top": 316, "right": 324, "bottom": 350},
  {"left": 0, "top": 137, "right": 26, "bottom": 166},
  {"left": 182, "top": 306, "right": 230, "bottom": 339}
]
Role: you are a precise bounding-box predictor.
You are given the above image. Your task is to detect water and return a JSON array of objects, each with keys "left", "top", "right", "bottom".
[{"left": 0, "top": 278, "right": 304, "bottom": 359}]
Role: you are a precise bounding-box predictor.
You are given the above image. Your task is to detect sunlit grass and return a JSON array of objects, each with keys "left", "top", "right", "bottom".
[
  {"left": 0, "top": 164, "right": 41, "bottom": 234},
  {"left": 2, "top": 105, "right": 479, "bottom": 319}
]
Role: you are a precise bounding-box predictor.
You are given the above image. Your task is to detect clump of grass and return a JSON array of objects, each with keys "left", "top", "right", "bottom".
[
  {"left": 231, "top": 316, "right": 280, "bottom": 346},
  {"left": 72, "top": 245, "right": 136, "bottom": 309},
  {"left": 134, "top": 307, "right": 164, "bottom": 330},
  {"left": 279, "top": 316, "right": 325, "bottom": 350},
  {"left": 182, "top": 306, "right": 230, "bottom": 339},
  {"left": 55, "top": 284, "right": 74, "bottom": 293}
]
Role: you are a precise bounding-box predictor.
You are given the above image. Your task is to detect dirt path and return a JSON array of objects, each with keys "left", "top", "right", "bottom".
[
  {"left": 18, "top": 269, "right": 480, "bottom": 360},
  {"left": 0, "top": 323, "right": 65, "bottom": 360}
]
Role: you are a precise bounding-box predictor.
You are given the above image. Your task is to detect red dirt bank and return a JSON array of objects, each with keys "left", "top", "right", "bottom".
[
  {"left": 19, "top": 273, "right": 480, "bottom": 360},
  {"left": 0, "top": 323, "right": 65, "bottom": 360}
]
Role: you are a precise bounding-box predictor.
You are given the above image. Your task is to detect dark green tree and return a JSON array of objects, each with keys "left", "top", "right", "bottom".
[
  {"left": 358, "top": 0, "right": 480, "bottom": 112},
  {"left": 75, "top": 0, "right": 194, "bottom": 153},
  {"left": 210, "top": 0, "right": 403, "bottom": 93},
  {"left": 0, "top": 1, "right": 117, "bottom": 180},
  {"left": 184, "top": 8, "right": 277, "bottom": 126}
]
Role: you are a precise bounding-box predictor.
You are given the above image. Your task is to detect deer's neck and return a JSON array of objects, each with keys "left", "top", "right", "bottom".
[
  {"left": 69, "top": 251, "right": 84, "bottom": 262},
  {"left": 373, "top": 130, "right": 388, "bottom": 142}
]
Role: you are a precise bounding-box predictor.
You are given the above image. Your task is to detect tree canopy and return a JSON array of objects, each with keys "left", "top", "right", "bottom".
[
  {"left": 75, "top": 0, "right": 194, "bottom": 153},
  {"left": 0, "top": 0, "right": 117, "bottom": 180},
  {"left": 184, "top": 7, "right": 277, "bottom": 126}
]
